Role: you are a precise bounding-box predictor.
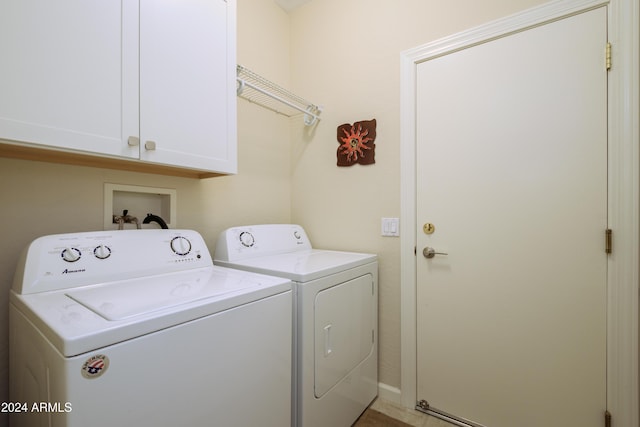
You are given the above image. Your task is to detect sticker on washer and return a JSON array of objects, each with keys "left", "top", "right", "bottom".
[{"left": 81, "top": 354, "right": 109, "bottom": 379}]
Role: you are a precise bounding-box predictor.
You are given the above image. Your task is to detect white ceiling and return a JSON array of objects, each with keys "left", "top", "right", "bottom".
[{"left": 274, "top": 0, "right": 312, "bottom": 12}]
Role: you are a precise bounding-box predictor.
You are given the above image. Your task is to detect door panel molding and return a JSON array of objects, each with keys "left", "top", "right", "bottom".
[{"left": 399, "top": 0, "right": 638, "bottom": 425}]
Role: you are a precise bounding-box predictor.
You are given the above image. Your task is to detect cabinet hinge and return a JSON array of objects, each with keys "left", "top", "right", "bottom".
[
  {"left": 605, "top": 410, "right": 611, "bottom": 427},
  {"left": 606, "top": 42, "right": 612, "bottom": 70},
  {"left": 605, "top": 229, "right": 612, "bottom": 254},
  {"left": 414, "top": 246, "right": 417, "bottom": 256}
]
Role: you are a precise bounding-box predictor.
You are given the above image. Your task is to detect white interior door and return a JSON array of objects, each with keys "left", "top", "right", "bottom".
[{"left": 416, "top": 7, "right": 607, "bottom": 427}]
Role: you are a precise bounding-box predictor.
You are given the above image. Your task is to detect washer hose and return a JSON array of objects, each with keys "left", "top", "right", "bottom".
[{"left": 142, "top": 213, "right": 169, "bottom": 229}]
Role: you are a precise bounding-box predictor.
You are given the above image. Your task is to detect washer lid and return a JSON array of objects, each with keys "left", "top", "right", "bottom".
[
  {"left": 216, "top": 249, "right": 376, "bottom": 282},
  {"left": 67, "top": 268, "right": 245, "bottom": 321},
  {"left": 10, "top": 266, "right": 291, "bottom": 357}
]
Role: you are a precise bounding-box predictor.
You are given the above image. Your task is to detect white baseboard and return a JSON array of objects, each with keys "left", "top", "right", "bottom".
[{"left": 377, "top": 382, "right": 403, "bottom": 406}]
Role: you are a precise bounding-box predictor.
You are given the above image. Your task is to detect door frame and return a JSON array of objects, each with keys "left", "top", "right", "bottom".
[{"left": 399, "top": 0, "right": 639, "bottom": 426}]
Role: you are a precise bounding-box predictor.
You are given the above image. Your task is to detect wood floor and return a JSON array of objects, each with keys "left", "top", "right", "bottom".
[
  {"left": 353, "top": 409, "right": 413, "bottom": 427},
  {"left": 353, "top": 399, "right": 456, "bottom": 427}
]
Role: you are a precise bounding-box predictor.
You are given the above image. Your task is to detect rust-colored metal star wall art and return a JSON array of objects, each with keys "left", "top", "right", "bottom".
[{"left": 336, "top": 119, "right": 376, "bottom": 167}]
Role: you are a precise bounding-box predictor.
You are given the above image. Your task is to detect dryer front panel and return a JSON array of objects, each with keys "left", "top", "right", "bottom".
[{"left": 314, "top": 273, "right": 375, "bottom": 398}]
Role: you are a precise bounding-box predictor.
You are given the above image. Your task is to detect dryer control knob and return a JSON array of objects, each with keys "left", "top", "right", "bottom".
[
  {"left": 239, "top": 231, "right": 255, "bottom": 247},
  {"left": 170, "top": 236, "right": 191, "bottom": 256}
]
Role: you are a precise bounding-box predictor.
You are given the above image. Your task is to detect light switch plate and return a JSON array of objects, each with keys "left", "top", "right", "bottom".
[{"left": 381, "top": 217, "right": 400, "bottom": 237}]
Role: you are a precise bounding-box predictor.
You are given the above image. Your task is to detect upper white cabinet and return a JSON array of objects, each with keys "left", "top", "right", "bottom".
[
  {"left": 0, "top": 0, "right": 237, "bottom": 176},
  {"left": 139, "top": 0, "right": 236, "bottom": 173},
  {"left": 0, "top": 1, "right": 134, "bottom": 158}
]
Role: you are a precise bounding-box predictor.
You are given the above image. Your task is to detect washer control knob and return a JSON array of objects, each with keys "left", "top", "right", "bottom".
[
  {"left": 93, "top": 245, "right": 112, "bottom": 259},
  {"left": 239, "top": 231, "right": 255, "bottom": 248},
  {"left": 170, "top": 236, "right": 191, "bottom": 256},
  {"left": 61, "top": 247, "right": 81, "bottom": 263}
]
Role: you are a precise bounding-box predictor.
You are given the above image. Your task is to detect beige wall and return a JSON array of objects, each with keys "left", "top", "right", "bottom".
[
  {"left": 287, "top": 0, "right": 547, "bottom": 393},
  {"left": 0, "top": 0, "right": 552, "bottom": 419}
]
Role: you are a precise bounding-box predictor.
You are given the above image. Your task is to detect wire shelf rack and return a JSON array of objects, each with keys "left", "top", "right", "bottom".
[{"left": 236, "top": 65, "right": 322, "bottom": 126}]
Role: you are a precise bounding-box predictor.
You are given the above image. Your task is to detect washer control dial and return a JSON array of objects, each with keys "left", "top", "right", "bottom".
[
  {"left": 239, "top": 231, "right": 255, "bottom": 248},
  {"left": 93, "top": 245, "right": 112, "bottom": 259},
  {"left": 170, "top": 236, "right": 192, "bottom": 256},
  {"left": 61, "top": 247, "right": 81, "bottom": 263}
]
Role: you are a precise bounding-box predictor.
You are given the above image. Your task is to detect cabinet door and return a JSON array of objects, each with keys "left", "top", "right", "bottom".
[
  {"left": 139, "top": 0, "right": 237, "bottom": 174},
  {"left": 0, "top": 0, "right": 139, "bottom": 159}
]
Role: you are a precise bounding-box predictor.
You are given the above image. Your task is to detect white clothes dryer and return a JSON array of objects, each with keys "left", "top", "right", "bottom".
[
  {"left": 214, "top": 224, "right": 378, "bottom": 427},
  {"left": 10, "top": 229, "right": 292, "bottom": 427}
]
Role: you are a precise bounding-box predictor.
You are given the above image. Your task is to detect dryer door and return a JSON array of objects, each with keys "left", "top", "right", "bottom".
[{"left": 314, "top": 273, "right": 375, "bottom": 397}]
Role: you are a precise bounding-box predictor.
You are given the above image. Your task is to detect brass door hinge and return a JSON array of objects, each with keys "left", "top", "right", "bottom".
[
  {"left": 605, "top": 410, "right": 611, "bottom": 427},
  {"left": 605, "top": 229, "right": 612, "bottom": 254},
  {"left": 606, "top": 42, "right": 612, "bottom": 70}
]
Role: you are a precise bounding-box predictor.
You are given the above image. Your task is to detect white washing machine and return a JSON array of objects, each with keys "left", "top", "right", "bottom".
[
  {"left": 214, "top": 224, "right": 378, "bottom": 427},
  {"left": 10, "top": 229, "right": 292, "bottom": 427}
]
